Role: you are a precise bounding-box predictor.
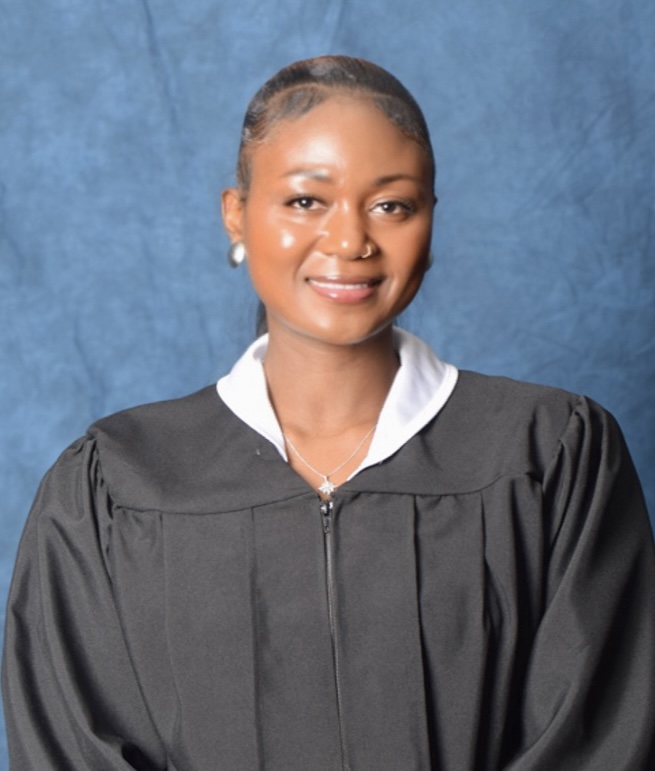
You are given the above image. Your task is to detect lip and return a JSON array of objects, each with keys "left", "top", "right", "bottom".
[{"left": 306, "top": 275, "right": 383, "bottom": 303}]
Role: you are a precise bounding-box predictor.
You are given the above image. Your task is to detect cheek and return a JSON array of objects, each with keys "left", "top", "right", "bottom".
[
  {"left": 245, "top": 209, "right": 306, "bottom": 256},
  {"left": 388, "top": 226, "right": 431, "bottom": 267},
  {"left": 280, "top": 230, "right": 297, "bottom": 250},
  {"left": 248, "top": 226, "right": 301, "bottom": 264}
]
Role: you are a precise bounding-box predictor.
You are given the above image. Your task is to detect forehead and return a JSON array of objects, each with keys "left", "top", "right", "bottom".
[
  {"left": 249, "top": 95, "right": 429, "bottom": 181},
  {"left": 264, "top": 93, "right": 401, "bottom": 144}
]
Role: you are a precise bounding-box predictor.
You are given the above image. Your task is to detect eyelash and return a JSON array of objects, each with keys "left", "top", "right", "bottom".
[
  {"left": 286, "top": 196, "right": 416, "bottom": 216},
  {"left": 373, "top": 200, "right": 416, "bottom": 215},
  {"left": 287, "top": 196, "right": 322, "bottom": 210}
]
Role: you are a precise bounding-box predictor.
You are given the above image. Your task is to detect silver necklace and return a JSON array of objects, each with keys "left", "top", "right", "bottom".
[{"left": 284, "top": 424, "right": 377, "bottom": 497}]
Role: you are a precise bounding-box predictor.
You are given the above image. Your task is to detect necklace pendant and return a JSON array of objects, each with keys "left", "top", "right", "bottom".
[{"left": 318, "top": 477, "right": 336, "bottom": 496}]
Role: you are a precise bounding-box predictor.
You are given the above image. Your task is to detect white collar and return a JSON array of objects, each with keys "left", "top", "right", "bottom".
[{"left": 217, "top": 328, "right": 458, "bottom": 480}]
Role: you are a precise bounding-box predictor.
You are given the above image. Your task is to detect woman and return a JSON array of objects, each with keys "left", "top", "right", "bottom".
[{"left": 3, "top": 56, "right": 655, "bottom": 770}]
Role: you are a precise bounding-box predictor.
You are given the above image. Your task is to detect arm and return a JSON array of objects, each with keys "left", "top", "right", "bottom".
[
  {"left": 2, "top": 438, "right": 166, "bottom": 770},
  {"left": 506, "top": 398, "right": 655, "bottom": 770}
]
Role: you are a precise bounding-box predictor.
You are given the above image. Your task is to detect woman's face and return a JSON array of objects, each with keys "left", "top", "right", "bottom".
[{"left": 222, "top": 94, "right": 434, "bottom": 349}]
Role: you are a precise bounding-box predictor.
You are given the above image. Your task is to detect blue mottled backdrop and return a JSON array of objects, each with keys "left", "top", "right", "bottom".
[{"left": 1, "top": 0, "right": 654, "bottom": 763}]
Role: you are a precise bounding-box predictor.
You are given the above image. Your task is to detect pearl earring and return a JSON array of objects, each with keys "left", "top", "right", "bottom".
[{"left": 228, "top": 241, "right": 247, "bottom": 268}]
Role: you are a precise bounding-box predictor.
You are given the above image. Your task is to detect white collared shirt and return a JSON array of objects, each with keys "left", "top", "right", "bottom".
[{"left": 217, "top": 328, "right": 458, "bottom": 481}]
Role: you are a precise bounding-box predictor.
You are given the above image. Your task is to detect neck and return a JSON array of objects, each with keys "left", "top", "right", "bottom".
[{"left": 264, "top": 326, "right": 399, "bottom": 438}]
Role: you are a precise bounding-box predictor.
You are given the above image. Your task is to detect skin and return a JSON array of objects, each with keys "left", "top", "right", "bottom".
[{"left": 222, "top": 94, "right": 435, "bottom": 491}]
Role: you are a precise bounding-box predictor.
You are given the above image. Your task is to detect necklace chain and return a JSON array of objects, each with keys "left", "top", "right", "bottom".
[{"left": 283, "top": 424, "right": 377, "bottom": 497}]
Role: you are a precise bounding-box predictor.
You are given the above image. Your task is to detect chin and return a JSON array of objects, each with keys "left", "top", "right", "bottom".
[
  {"left": 266, "top": 306, "right": 398, "bottom": 348},
  {"left": 311, "top": 322, "right": 395, "bottom": 349}
]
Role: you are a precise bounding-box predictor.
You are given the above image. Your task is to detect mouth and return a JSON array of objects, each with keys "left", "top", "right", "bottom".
[{"left": 306, "top": 275, "right": 383, "bottom": 303}]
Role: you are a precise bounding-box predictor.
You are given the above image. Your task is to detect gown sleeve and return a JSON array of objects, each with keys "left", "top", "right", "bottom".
[
  {"left": 506, "top": 397, "right": 655, "bottom": 770},
  {"left": 2, "top": 437, "right": 167, "bottom": 770}
]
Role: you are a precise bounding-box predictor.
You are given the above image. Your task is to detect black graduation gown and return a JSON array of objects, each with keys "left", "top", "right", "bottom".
[{"left": 3, "top": 371, "right": 655, "bottom": 770}]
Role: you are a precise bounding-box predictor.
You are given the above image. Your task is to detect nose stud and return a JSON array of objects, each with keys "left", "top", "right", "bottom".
[{"left": 321, "top": 239, "right": 378, "bottom": 261}]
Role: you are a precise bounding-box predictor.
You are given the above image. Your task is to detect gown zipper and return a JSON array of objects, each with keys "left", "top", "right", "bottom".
[{"left": 320, "top": 498, "right": 350, "bottom": 771}]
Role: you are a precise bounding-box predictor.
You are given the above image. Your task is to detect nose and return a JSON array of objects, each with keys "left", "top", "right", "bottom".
[{"left": 318, "top": 205, "right": 371, "bottom": 260}]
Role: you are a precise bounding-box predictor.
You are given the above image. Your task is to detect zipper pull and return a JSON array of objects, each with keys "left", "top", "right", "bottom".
[{"left": 319, "top": 500, "right": 334, "bottom": 533}]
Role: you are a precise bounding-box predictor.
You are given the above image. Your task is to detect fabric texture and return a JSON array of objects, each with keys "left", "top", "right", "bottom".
[{"left": 3, "top": 373, "right": 654, "bottom": 769}]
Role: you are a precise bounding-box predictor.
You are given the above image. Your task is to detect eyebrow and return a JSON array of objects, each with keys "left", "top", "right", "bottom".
[
  {"left": 283, "top": 168, "right": 333, "bottom": 181},
  {"left": 282, "top": 169, "right": 424, "bottom": 186},
  {"left": 372, "top": 173, "right": 424, "bottom": 186}
]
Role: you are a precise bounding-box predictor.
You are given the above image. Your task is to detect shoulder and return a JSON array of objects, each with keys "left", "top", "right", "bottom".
[
  {"left": 90, "top": 385, "right": 223, "bottom": 443},
  {"left": 429, "top": 370, "right": 613, "bottom": 488},
  {"left": 450, "top": 370, "right": 582, "bottom": 434},
  {"left": 86, "top": 386, "right": 260, "bottom": 512}
]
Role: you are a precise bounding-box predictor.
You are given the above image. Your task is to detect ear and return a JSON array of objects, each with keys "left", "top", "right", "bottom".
[{"left": 221, "top": 188, "right": 245, "bottom": 242}]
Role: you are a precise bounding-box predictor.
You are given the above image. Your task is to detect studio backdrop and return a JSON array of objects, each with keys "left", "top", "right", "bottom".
[{"left": 1, "top": 0, "right": 653, "bottom": 764}]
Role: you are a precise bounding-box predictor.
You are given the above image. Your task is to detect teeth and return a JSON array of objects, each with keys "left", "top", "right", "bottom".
[{"left": 310, "top": 280, "right": 372, "bottom": 290}]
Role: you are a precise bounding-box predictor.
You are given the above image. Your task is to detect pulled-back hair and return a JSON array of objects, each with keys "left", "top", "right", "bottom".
[{"left": 236, "top": 55, "right": 435, "bottom": 195}]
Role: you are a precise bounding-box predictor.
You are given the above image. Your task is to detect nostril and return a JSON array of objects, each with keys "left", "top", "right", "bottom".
[{"left": 321, "top": 235, "right": 374, "bottom": 261}]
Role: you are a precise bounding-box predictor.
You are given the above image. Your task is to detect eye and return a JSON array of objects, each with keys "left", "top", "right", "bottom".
[
  {"left": 287, "top": 195, "right": 323, "bottom": 211},
  {"left": 372, "top": 199, "right": 416, "bottom": 217}
]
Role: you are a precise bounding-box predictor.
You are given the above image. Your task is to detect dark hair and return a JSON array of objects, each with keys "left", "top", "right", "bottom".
[{"left": 236, "top": 55, "right": 436, "bottom": 195}]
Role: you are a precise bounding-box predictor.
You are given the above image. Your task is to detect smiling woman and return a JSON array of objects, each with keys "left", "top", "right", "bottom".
[
  {"left": 223, "top": 94, "right": 433, "bottom": 354},
  {"left": 3, "top": 56, "right": 655, "bottom": 771}
]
